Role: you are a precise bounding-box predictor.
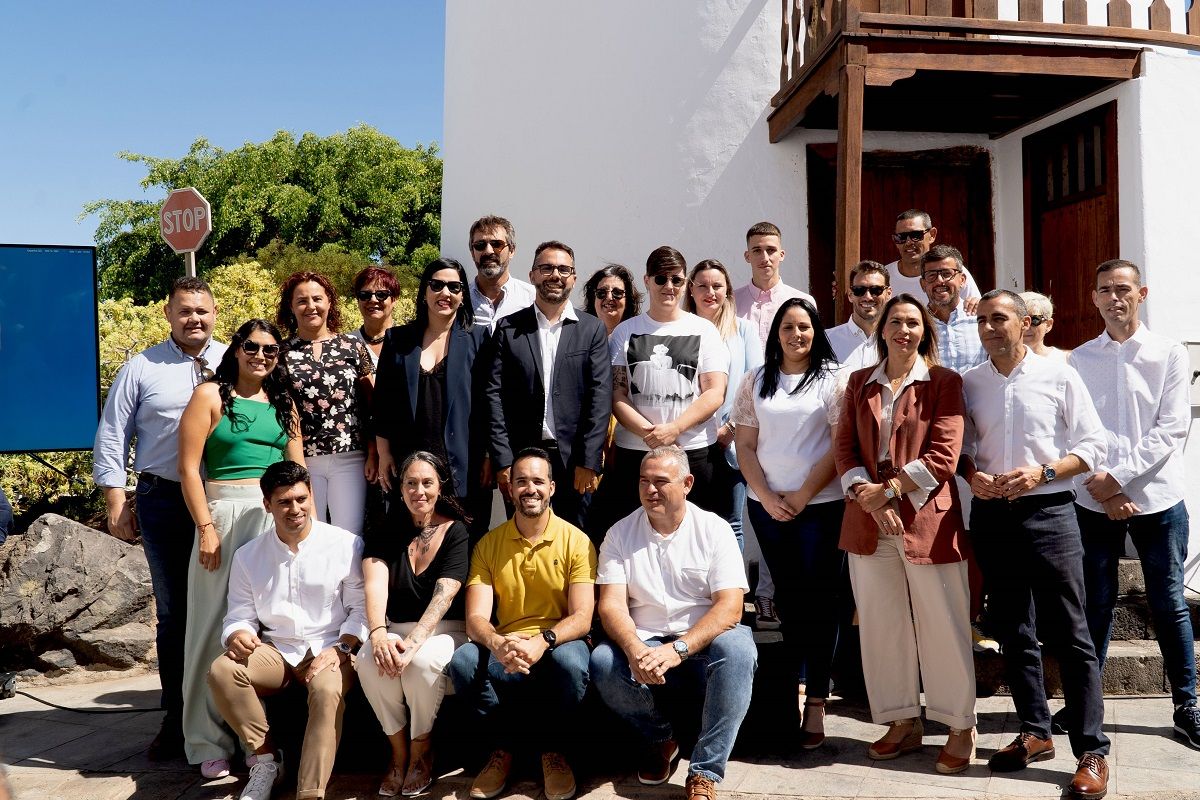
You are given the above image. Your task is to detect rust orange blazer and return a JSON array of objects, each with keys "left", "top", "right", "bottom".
[{"left": 834, "top": 363, "right": 966, "bottom": 564}]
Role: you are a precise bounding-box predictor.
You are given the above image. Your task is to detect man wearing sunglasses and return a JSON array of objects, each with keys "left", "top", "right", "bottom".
[
  {"left": 92, "top": 276, "right": 226, "bottom": 761},
  {"left": 734, "top": 221, "right": 815, "bottom": 350},
  {"left": 826, "top": 260, "right": 892, "bottom": 371},
  {"left": 887, "top": 210, "right": 981, "bottom": 314},
  {"left": 467, "top": 214, "right": 536, "bottom": 333},
  {"left": 919, "top": 245, "right": 986, "bottom": 374}
]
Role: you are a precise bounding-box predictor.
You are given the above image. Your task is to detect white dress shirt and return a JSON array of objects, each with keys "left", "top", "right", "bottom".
[
  {"left": 827, "top": 320, "right": 880, "bottom": 372},
  {"left": 962, "top": 350, "right": 1106, "bottom": 497},
  {"left": 221, "top": 519, "right": 368, "bottom": 666},
  {"left": 597, "top": 503, "right": 748, "bottom": 640},
  {"left": 534, "top": 302, "right": 578, "bottom": 440},
  {"left": 1069, "top": 324, "right": 1189, "bottom": 514},
  {"left": 734, "top": 281, "right": 816, "bottom": 350},
  {"left": 470, "top": 275, "right": 536, "bottom": 333}
]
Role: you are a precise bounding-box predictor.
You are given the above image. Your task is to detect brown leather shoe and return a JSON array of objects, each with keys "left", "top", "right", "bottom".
[
  {"left": 469, "top": 750, "right": 512, "bottom": 800},
  {"left": 542, "top": 752, "right": 576, "bottom": 800},
  {"left": 1068, "top": 753, "right": 1108, "bottom": 799},
  {"left": 935, "top": 727, "right": 977, "bottom": 774},
  {"left": 987, "top": 732, "right": 1055, "bottom": 772},
  {"left": 868, "top": 718, "right": 923, "bottom": 760},
  {"left": 685, "top": 773, "right": 717, "bottom": 800},
  {"left": 637, "top": 738, "right": 680, "bottom": 785},
  {"left": 800, "top": 699, "right": 826, "bottom": 750}
]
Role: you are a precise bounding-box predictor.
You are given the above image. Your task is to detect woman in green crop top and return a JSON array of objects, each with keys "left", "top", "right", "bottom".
[{"left": 176, "top": 318, "right": 304, "bottom": 775}]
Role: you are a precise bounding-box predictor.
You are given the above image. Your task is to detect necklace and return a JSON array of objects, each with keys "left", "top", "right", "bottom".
[{"left": 360, "top": 325, "right": 387, "bottom": 345}]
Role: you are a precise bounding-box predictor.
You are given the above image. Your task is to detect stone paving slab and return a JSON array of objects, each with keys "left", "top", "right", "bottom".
[{"left": 3, "top": 674, "right": 1200, "bottom": 799}]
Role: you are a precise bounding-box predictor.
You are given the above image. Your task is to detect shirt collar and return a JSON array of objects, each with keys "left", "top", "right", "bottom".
[
  {"left": 504, "top": 512, "right": 559, "bottom": 542},
  {"left": 166, "top": 335, "right": 217, "bottom": 361},
  {"left": 748, "top": 281, "right": 779, "bottom": 303},
  {"left": 1098, "top": 322, "right": 1148, "bottom": 349},
  {"left": 534, "top": 302, "right": 577, "bottom": 328},
  {"left": 869, "top": 356, "right": 931, "bottom": 388}
]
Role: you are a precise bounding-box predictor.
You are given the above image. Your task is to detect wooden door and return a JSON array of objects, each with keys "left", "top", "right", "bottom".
[
  {"left": 807, "top": 145, "right": 996, "bottom": 324},
  {"left": 1023, "top": 101, "right": 1119, "bottom": 349}
]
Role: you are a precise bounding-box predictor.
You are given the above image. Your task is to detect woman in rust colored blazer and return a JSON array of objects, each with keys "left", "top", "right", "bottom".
[{"left": 834, "top": 293, "right": 976, "bottom": 775}]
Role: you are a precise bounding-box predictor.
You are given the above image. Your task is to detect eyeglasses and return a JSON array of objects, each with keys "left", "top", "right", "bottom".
[
  {"left": 595, "top": 288, "right": 626, "bottom": 300},
  {"left": 356, "top": 290, "right": 392, "bottom": 302},
  {"left": 1029, "top": 315, "right": 1049, "bottom": 326},
  {"left": 428, "top": 278, "right": 464, "bottom": 295},
  {"left": 192, "top": 356, "right": 214, "bottom": 384},
  {"left": 534, "top": 264, "right": 576, "bottom": 277},
  {"left": 921, "top": 268, "right": 961, "bottom": 282},
  {"left": 653, "top": 274, "right": 688, "bottom": 287},
  {"left": 471, "top": 239, "right": 509, "bottom": 253},
  {"left": 892, "top": 229, "right": 931, "bottom": 244},
  {"left": 851, "top": 285, "right": 888, "bottom": 297},
  {"left": 240, "top": 340, "right": 281, "bottom": 358}
]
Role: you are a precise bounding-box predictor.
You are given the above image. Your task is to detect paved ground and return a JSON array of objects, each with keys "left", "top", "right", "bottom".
[{"left": 3, "top": 672, "right": 1200, "bottom": 800}]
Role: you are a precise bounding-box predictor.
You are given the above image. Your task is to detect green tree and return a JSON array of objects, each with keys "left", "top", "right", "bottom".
[{"left": 84, "top": 125, "right": 442, "bottom": 303}]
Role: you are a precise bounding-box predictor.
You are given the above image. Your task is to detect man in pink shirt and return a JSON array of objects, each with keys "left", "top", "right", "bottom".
[{"left": 733, "top": 221, "right": 816, "bottom": 350}]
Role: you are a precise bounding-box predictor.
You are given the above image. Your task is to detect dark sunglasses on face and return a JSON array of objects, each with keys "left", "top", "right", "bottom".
[
  {"left": 892, "top": 229, "right": 931, "bottom": 244},
  {"left": 356, "top": 290, "right": 392, "bottom": 302},
  {"left": 851, "top": 285, "right": 887, "bottom": 297},
  {"left": 653, "top": 274, "right": 688, "bottom": 287},
  {"left": 241, "top": 340, "right": 280, "bottom": 358},
  {"left": 471, "top": 239, "right": 509, "bottom": 252},
  {"left": 428, "top": 278, "right": 464, "bottom": 295},
  {"left": 1030, "top": 315, "right": 1048, "bottom": 326},
  {"left": 596, "top": 288, "right": 626, "bottom": 300}
]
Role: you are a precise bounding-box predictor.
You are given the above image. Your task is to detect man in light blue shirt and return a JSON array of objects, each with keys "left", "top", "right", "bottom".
[
  {"left": 92, "top": 276, "right": 225, "bottom": 760},
  {"left": 467, "top": 214, "right": 536, "bottom": 333},
  {"left": 919, "top": 245, "right": 986, "bottom": 374}
]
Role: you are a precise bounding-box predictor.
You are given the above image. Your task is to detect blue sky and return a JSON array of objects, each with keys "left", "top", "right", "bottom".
[{"left": 0, "top": 2, "right": 445, "bottom": 247}]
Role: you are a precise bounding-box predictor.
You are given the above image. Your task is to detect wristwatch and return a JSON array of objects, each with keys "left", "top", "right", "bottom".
[
  {"left": 672, "top": 639, "right": 689, "bottom": 661},
  {"left": 883, "top": 483, "right": 898, "bottom": 500},
  {"left": 1041, "top": 464, "right": 1057, "bottom": 484},
  {"left": 541, "top": 629, "right": 558, "bottom": 651},
  {"left": 334, "top": 641, "right": 353, "bottom": 660}
]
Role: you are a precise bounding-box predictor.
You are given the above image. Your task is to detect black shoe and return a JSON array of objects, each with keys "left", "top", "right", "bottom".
[
  {"left": 1174, "top": 703, "right": 1200, "bottom": 749},
  {"left": 147, "top": 720, "right": 185, "bottom": 761},
  {"left": 1051, "top": 707, "right": 1071, "bottom": 736}
]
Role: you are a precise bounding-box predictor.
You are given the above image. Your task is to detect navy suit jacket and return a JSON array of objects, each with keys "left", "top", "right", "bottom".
[
  {"left": 372, "top": 321, "right": 489, "bottom": 496},
  {"left": 485, "top": 305, "right": 611, "bottom": 473}
]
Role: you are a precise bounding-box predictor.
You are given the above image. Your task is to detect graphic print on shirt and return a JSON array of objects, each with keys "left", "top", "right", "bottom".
[{"left": 626, "top": 333, "right": 701, "bottom": 416}]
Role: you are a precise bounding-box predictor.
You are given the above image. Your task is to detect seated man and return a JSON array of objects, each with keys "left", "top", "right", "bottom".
[
  {"left": 207, "top": 461, "right": 366, "bottom": 800},
  {"left": 447, "top": 447, "right": 597, "bottom": 800},
  {"left": 591, "top": 445, "right": 757, "bottom": 800}
]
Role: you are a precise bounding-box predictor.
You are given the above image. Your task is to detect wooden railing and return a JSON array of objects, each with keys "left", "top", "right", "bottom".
[{"left": 774, "top": 0, "right": 1200, "bottom": 104}]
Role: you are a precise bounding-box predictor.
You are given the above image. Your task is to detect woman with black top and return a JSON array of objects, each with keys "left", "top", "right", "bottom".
[{"left": 358, "top": 451, "right": 469, "bottom": 797}]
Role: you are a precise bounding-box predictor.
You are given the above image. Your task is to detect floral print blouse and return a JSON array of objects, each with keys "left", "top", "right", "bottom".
[{"left": 285, "top": 333, "right": 374, "bottom": 457}]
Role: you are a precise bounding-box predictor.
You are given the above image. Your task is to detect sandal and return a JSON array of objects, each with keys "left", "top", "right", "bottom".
[{"left": 402, "top": 738, "right": 434, "bottom": 796}]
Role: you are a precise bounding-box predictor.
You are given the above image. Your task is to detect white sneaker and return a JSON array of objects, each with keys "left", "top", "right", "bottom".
[
  {"left": 240, "top": 753, "right": 283, "bottom": 800},
  {"left": 971, "top": 623, "right": 999, "bottom": 653}
]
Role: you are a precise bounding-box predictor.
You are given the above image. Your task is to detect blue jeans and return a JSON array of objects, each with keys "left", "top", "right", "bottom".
[
  {"left": 727, "top": 473, "right": 746, "bottom": 552},
  {"left": 747, "top": 499, "right": 845, "bottom": 701},
  {"left": 590, "top": 625, "right": 757, "bottom": 782},
  {"left": 970, "top": 494, "right": 1110, "bottom": 757},
  {"left": 134, "top": 473, "right": 196, "bottom": 727},
  {"left": 447, "top": 639, "right": 590, "bottom": 753},
  {"left": 1078, "top": 501, "right": 1196, "bottom": 707}
]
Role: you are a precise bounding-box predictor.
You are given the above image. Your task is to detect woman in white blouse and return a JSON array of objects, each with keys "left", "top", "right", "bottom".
[{"left": 733, "top": 297, "right": 844, "bottom": 749}]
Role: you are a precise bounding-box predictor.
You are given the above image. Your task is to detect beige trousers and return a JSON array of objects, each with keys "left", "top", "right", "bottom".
[
  {"left": 849, "top": 534, "right": 977, "bottom": 730},
  {"left": 356, "top": 620, "right": 467, "bottom": 738},
  {"left": 208, "top": 644, "right": 353, "bottom": 800}
]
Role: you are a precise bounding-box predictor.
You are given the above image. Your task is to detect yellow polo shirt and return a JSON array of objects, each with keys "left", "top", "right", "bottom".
[{"left": 467, "top": 513, "right": 597, "bottom": 636}]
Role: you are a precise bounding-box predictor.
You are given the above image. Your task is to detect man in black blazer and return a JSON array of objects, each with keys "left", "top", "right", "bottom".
[{"left": 486, "top": 240, "right": 612, "bottom": 529}]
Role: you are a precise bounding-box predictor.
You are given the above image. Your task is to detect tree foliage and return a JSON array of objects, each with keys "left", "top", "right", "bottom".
[{"left": 84, "top": 125, "right": 442, "bottom": 303}]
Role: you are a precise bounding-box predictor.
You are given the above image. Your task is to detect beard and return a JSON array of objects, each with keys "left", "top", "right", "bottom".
[{"left": 477, "top": 257, "right": 506, "bottom": 279}]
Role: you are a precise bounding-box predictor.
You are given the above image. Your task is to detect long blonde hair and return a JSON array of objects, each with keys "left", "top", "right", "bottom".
[{"left": 685, "top": 259, "right": 737, "bottom": 340}]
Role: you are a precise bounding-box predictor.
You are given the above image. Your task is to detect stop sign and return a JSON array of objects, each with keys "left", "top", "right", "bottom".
[{"left": 160, "top": 187, "right": 212, "bottom": 254}]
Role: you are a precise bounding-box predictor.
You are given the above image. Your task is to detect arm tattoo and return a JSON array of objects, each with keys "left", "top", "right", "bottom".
[
  {"left": 613, "top": 366, "right": 629, "bottom": 392},
  {"left": 407, "top": 577, "right": 462, "bottom": 649}
]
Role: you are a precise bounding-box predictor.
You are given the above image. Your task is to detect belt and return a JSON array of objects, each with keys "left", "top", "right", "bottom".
[
  {"left": 139, "top": 472, "right": 180, "bottom": 487},
  {"left": 977, "top": 490, "right": 1075, "bottom": 508}
]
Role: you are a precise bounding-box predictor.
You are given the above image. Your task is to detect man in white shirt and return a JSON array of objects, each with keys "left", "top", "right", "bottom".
[
  {"left": 734, "top": 221, "right": 816, "bottom": 349},
  {"left": 207, "top": 462, "right": 366, "bottom": 800},
  {"left": 467, "top": 214, "right": 536, "bottom": 333},
  {"left": 1068, "top": 260, "right": 1199, "bottom": 748},
  {"left": 919, "top": 245, "right": 986, "bottom": 374},
  {"left": 591, "top": 446, "right": 755, "bottom": 800},
  {"left": 961, "top": 290, "right": 1110, "bottom": 799},
  {"left": 887, "top": 210, "right": 980, "bottom": 312},
  {"left": 825, "top": 260, "right": 890, "bottom": 371}
]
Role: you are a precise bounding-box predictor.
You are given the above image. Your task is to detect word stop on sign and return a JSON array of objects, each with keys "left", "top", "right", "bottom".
[{"left": 162, "top": 206, "right": 208, "bottom": 233}]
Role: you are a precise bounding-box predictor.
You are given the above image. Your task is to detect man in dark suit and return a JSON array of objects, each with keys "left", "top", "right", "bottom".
[{"left": 486, "top": 240, "right": 612, "bottom": 529}]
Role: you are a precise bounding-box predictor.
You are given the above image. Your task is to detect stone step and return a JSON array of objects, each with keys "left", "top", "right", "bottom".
[
  {"left": 974, "top": 639, "right": 1199, "bottom": 697},
  {"left": 1110, "top": 590, "right": 1200, "bottom": 641}
]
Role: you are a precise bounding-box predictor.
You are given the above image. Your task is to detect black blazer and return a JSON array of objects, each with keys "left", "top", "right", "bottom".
[
  {"left": 485, "top": 306, "right": 611, "bottom": 473},
  {"left": 372, "top": 321, "right": 490, "bottom": 496}
]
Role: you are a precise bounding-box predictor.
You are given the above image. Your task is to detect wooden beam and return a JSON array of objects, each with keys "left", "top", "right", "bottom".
[
  {"left": 866, "top": 66, "right": 918, "bottom": 85},
  {"left": 768, "top": 46, "right": 845, "bottom": 141},
  {"left": 834, "top": 64, "right": 865, "bottom": 325},
  {"left": 860, "top": 49, "right": 1138, "bottom": 79},
  {"left": 856, "top": 11, "right": 1200, "bottom": 49}
]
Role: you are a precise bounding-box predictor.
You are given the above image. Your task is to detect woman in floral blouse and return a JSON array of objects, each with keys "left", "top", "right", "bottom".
[{"left": 277, "top": 270, "right": 374, "bottom": 534}]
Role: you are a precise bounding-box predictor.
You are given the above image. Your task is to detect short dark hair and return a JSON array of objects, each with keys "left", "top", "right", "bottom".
[
  {"left": 645, "top": 245, "right": 686, "bottom": 277},
  {"left": 922, "top": 244, "right": 964, "bottom": 272},
  {"left": 169, "top": 276, "right": 213, "bottom": 300},
  {"left": 1096, "top": 258, "right": 1141, "bottom": 282},
  {"left": 533, "top": 240, "right": 575, "bottom": 263},
  {"left": 512, "top": 446, "right": 552, "bottom": 472},
  {"left": 469, "top": 215, "right": 516, "bottom": 250},
  {"left": 896, "top": 209, "right": 933, "bottom": 229},
  {"left": 260, "top": 460, "right": 311, "bottom": 498},
  {"left": 979, "top": 288, "right": 1028, "bottom": 318},
  {"left": 352, "top": 266, "right": 400, "bottom": 296},
  {"left": 849, "top": 260, "right": 889, "bottom": 286},
  {"left": 746, "top": 221, "right": 782, "bottom": 242}
]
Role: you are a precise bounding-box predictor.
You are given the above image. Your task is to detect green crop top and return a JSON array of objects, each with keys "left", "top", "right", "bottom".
[{"left": 204, "top": 397, "right": 289, "bottom": 480}]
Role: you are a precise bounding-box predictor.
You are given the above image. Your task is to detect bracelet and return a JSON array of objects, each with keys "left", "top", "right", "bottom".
[
  {"left": 369, "top": 625, "right": 387, "bottom": 637},
  {"left": 889, "top": 478, "right": 903, "bottom": 497},
  {"left": 197, "top": 522, "right": 215, "bottom": 533}
]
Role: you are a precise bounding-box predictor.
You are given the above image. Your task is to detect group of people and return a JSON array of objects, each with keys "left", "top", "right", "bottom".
[{"left": 90, "top": 210, "right": 1199, "bottom": 800}]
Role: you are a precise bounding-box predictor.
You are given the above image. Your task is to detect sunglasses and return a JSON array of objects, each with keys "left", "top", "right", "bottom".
[
  {"left": 595, "top": 288, "right": 626, "bottom": 300},
  {"left": 851, "top": 285, "right": 887, "bottom": 297},
  {"left": 471, "top": 239, "right": 509, "bottom": 253},
  {"left": 428, "top": 278, "right": 464, "bottom": 295},
  {"left": 240, "top": 340, "right": 281, "bottom": 358},
  {"left": 1030, "top": 315, "right": 1049, "bottom": 326},
  {"left": 192, "top": 356, "right": 214, "bottom": 384},
  {"left": 892, "top": 229, "right": 931, "bottom": 244},
  {"left": 534, "top": 264, "right": 576, "bottom": 277},
  {"left": 921, "top": 268, "right": 961, "bottom": 282},
  {"left": 356, "top": 290, "right": 392, "bottom": 302},
  {"left": 653, "top": 274, "right": 688, "bottom": 287}
]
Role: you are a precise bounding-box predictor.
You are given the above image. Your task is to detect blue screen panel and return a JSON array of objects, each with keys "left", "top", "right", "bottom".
[{"left": 0, "top": 244, "right": 100, "bottom": 452}]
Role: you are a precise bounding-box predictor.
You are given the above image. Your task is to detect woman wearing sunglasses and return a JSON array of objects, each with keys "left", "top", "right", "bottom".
[
  {"left": 373, "top": 258, "right": 490, "bottom": 540},
  {"left": 582, "top": 263, "right": 642, "bottom": 337},
  {"left": 176, "top": 318, "right": 304, "bottom": 778},
  {"left": 351, "top": 266, "right": 402, "bottom": 366}
]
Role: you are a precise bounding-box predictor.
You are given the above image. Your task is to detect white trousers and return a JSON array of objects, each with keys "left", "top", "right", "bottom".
[
  {"left": 307, "top": 451, "right": 366, "bottom": 535},
  {"left": 849, "top": 534, "right": 977, "bottom": 730},
  {"left": 356, "top": 620, "right": 467, "bottom": 738}
]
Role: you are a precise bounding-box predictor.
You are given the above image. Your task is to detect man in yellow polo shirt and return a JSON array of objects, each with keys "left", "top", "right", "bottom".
[{"left": 448, "top": 447, "right": 597, "bottom": 800}]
